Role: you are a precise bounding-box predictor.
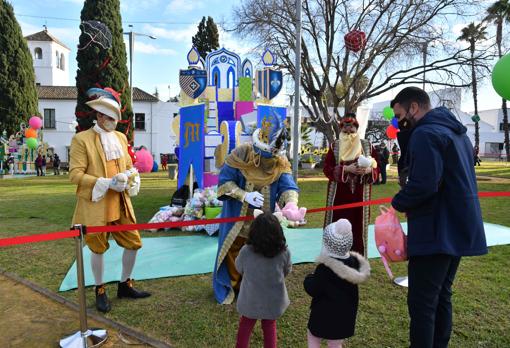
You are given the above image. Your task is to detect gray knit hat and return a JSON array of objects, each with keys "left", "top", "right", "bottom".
[{"left": 323, "top": 219, "right": 353, "bottom": 259}]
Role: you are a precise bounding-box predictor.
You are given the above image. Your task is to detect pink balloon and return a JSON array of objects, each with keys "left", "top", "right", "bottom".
[
  {"left": 134, "top": 148, "right": 154, "bottom": 173},
  {"left": 29, "top": 116, "right": 43, "bottom": 130}
]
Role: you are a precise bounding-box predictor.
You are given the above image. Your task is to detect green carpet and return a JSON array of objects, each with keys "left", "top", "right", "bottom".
[{"left": 59, "top": 222, "right": 510, "bottom": 291}]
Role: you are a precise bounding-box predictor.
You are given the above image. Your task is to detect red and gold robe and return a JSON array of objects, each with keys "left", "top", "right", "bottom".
[{"left": 323, "top": 137, "right": 378, "bottom": 256}]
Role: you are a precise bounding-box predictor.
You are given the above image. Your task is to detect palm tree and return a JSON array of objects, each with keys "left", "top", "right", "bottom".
[
  {"left": 458, "top": 22, "right": 488, "bottom": 150},
  {"left": 486, "top": 0, "right": 510, "bottom": 161}
]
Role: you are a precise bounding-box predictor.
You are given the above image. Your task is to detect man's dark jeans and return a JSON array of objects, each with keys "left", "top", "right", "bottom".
[{"left": 408, "top": 254, "right": 461, "bottom": 348}]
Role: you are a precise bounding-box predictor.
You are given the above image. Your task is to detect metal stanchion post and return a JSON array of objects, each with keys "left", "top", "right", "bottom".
[{"left": 60, "top": 224, "right": 108, "bottom": 348}]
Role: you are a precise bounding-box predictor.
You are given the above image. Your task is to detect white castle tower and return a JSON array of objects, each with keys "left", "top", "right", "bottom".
[{"left": 25, "top": 27, "right": 70, "bottom": 86}]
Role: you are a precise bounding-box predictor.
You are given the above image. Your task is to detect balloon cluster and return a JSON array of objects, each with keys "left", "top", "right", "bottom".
[
  {"left": 382, "top": 107, "right": 399, "bottom": 139},
  {"left": 25, "top": 116, "right": 43, "bottom": 149},
  {"left": 492, "top": 54, "right": 510, "bottom": 100}
]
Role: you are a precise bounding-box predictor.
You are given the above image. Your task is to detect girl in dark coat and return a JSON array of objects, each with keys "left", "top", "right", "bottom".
[{"left": 304, "top": 219, "right": 370, "bottom": 348}]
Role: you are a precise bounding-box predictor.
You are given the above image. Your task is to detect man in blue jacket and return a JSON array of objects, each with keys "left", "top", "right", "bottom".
[{"left": 390, "top": 87, "right": 487, "bottom": 348}]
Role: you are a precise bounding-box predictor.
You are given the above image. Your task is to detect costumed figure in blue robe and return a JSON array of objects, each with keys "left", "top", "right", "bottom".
[{"left": 212, "top": 114, "right": 299, "bottom": 304}]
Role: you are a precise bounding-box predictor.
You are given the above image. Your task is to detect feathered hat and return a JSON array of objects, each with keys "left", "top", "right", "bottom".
[{"left": 85, "top": 87, "right": 121, "bottom": 121}]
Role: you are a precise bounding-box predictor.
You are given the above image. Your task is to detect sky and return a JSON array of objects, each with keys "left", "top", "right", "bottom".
[{"left": 10, "top": 0, "right": 506, "bottom": 113}]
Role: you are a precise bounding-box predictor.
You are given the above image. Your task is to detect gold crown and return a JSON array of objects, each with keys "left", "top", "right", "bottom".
[{"left": 259, "top": 117, "right": 273, "bottom": 143}]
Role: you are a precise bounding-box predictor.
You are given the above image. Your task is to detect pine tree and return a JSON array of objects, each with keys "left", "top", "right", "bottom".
[
  {"left": 191, "top": 16, "right": 220, "bottom": 59},
  {"left": 0, "top": 1, "right": 39, "bottom": 136},
  {"left": 75, "top": 0, "right": 133, "bottom": 141}
]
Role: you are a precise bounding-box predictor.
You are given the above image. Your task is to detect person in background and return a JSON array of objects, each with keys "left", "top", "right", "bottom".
[
  {"left": 161, "top": 154, "right": 168, "bottom": 171},
  {"left": 473, "top": 145, "right": 482, "bottom": 166},
  {"left": 35, "top": 154, "right": 43, "bottom": 176},
  {"left": 378, "top": 142, "right": 390, "bottom": 184},
  {"left": 53, "top": 153, "right": 61, "bottom": 175},
  {"left": 391, "top": 143, "right": 400, "bottom": 165},
  {"left": 41, "top": 155, "right": 47, "bottom": 176}
]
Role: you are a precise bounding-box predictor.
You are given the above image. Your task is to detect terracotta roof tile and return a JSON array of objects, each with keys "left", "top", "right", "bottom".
[
  {"left": 25, "top": 30, "right": 70, "bottom": 50},
  {"left": 36, "top": 86, "right": 159, "bottom": 102}
]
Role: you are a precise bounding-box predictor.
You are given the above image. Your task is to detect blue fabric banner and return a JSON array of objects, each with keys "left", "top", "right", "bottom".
[
  {"left": 257, "top": 104, "right": 287, "bottom": 130},
  {"left": 178, "top": 103, "right": 205, "bottom": 189},
  {"left": 217, "top": 101, "right": 235, "bottom": 127}
]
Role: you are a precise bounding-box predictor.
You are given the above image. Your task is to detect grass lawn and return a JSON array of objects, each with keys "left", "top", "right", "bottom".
[
  {"left": 474, "top": 161, "right": 510, "bottom": 179},
  {"left": 0, "top": 169, "right": 509, "bottom": 347}
]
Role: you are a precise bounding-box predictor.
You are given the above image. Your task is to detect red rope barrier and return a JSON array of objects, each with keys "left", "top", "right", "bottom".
[
  {"left": 0, "top": 192, "right": 508, "bottom": 248},
  {"left": 0, "top": 230, "right": 79, "bottom": 248},
  {"left": 86, "top": 215, "right": 253, "bottom": 234}
]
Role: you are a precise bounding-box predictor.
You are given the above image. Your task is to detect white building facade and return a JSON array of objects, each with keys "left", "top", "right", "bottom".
[
  {"left": 36, "top": 86, "right": 179, "bottom": 163},
  {"left": 26, "top": 29, "right": 179, "bottom": 164}
]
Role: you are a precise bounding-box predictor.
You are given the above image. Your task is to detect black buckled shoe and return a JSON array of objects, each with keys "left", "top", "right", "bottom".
[
  {"left": 95, "top": 285, "right": 111, "bottom": 313},
  {"left": 117, "top": 278, "right": 151, "bottom": 299}
]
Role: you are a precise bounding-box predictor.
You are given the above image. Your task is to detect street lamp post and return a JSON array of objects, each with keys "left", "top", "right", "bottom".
[
  {"left": 292, "top": 0, "right": 302, "bottom": 181},
  {"left": 422, "top": 42, "right": 428, "bottom": 90},
  {"left": 123, "top": 25, "right": 156, "bottom": 139}
]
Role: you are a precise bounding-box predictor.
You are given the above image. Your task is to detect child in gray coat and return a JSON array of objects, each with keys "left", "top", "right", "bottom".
[{"left": 235, "top": 211, "right": 292, "bottom": 348}]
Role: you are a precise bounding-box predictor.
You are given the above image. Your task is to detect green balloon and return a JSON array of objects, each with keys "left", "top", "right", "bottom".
[
  {"left": 383, "top": 106, "right": 394, "bottom": 120},
  {"left": 26, "top": 137, "right": 38, "bottom": 149},
  {"left": 492, "top": 53, "right": 510, "bottom": 100}
]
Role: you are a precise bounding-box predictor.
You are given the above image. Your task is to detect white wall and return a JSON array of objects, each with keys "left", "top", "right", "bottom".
[
  {"left": 132, "top": 101, "right": 179, "bottom": 162},
  {"left": 27, "top": 40, "right": 70, "bottom": 86},
  {"left": 38, "top": 99, "right": 76, "bottom": 161}
]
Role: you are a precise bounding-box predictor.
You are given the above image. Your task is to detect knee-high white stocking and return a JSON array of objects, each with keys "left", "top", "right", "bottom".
[
  {"left": 121, "top": 249, "right": 137, "bottom": 282},
  {"left": 90, "top": 252, "right": 104, "bottom": 286}
]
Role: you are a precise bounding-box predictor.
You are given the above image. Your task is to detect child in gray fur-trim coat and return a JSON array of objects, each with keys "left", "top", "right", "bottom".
[
  {"left": 235, "top": 212, "right": 292, "bottom": 348},
  {"left": 304, "top": 219, "right": 370, "bottom": 348}
]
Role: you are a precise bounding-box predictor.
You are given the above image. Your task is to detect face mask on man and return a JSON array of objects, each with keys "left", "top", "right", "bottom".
[{"left": 102, "top": 118, "right": 117, "bottom": 132}]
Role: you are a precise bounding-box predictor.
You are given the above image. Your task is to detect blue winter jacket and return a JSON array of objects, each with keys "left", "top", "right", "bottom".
[{"left": 391, "top": 107, "right": 487, "bottom": 257}]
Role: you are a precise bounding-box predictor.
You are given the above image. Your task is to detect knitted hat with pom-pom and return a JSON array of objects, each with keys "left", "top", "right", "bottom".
[{"left": 323, "top": 219, "right": 353, "bottom": 259}]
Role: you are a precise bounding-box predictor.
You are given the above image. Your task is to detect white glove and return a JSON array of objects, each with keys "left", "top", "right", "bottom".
[
  {"left": 109, "top": 173, "right": 128, "bottom": 192},
  {"left": 244, "top": 191, "right": 264, "bottom": 208},
  {"left": 92, "top": 177, "right": 112, "bottom": 202}
]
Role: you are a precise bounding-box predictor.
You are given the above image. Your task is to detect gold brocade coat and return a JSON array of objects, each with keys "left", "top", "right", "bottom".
[{"left": 69, "top": 129, "right": 136, "bottom": 227}]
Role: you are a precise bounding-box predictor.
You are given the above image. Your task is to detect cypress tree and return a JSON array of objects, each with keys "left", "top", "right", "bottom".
[
  {"left": 0, "top": 0, "right": 39, "bottom": 136},
  {"left": 205, "top": 16, "right": 219, "bottom": 53},
  {"left": 192, "top": 16, "right": 220, "bottom": 59},
  {"left": 75, "top": 0, "right": 133, "bottom": 141}
]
